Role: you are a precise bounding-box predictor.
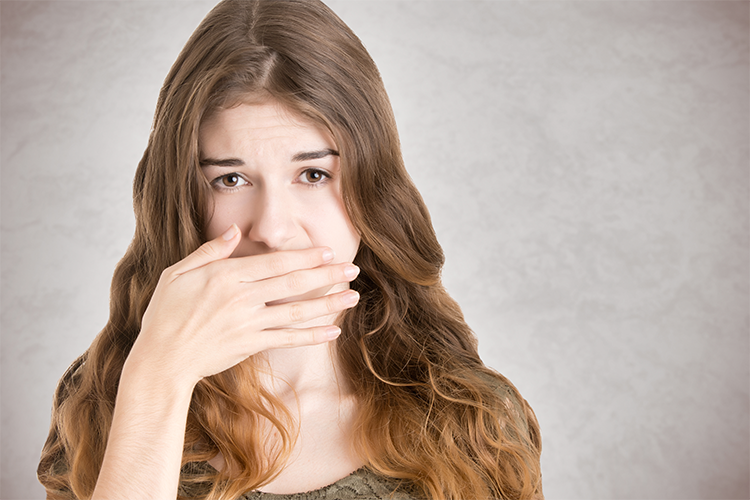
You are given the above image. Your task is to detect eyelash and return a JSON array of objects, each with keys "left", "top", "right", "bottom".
[{"left": 209, "top": 168, "right": 332, "bottom": 193}]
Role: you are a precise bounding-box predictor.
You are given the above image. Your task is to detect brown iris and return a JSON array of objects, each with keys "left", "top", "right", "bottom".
[
  {"left": 305, "top": 170, "right": 323, "bottom": 183},
  {"left": 222, "top": 174, "right": 240, "bottom": 187}
]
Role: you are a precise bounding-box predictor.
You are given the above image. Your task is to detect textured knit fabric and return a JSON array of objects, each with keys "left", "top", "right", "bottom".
[
  {"left": 237, "top": 468, "right": 417, "bottom": 500},
  {"left": 176, "top": 462, "right": 418, "bottom": 500}
]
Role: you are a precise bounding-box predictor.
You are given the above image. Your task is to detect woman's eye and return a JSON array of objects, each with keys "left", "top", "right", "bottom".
[
  {"left": 212, "top": 173, "right": 248, "bottom": 190},
  {"left": 301, "top": 168, "right": 330, "bottom": 185},
  {"left": 222, "top": 174, "right": 240, "bottom": 187}
]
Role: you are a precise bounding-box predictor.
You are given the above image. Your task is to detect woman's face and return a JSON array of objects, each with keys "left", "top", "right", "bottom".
[{"left": 199, "top": 99, "right": 360, "bottom": 276}]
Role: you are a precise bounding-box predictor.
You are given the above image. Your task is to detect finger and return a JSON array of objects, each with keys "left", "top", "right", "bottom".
[
  {"left": 262, "top": 325, "right": 343, "bottom": 350},
  {"left": 256, "top": 263, "right": 360, "bottom": 304},
  {"left": 234, "top": 247, "right": 336, "bottom": 283},
  {"left": 169, "top": 224, "right": 241, "bottom": 276},
  {"left": 262, "top": 289, "right": 360, "bottom": 327}
]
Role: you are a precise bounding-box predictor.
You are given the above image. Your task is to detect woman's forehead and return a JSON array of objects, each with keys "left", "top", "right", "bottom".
[{"left": 199, "top": 101, "right": 337, "bottom": 158}]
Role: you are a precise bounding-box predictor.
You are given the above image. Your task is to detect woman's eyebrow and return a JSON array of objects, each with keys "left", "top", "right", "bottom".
[
  {"left": 199, "top": 157, "right": 245, "bottom": 167},
  {"left": 292, "top": 149, "right": 339, "bottom": 162},
  {"left": 199, "top": 150, "right": 338, "bottom": 167}
]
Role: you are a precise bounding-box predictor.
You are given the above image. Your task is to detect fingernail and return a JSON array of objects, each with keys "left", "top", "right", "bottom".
[
  {"left": 344, "top": 264, "right": 360, "bottom": 279},
  {"left": 321, "top": 248, "right": 335, "bottom": 262},
  {"left": 222, "top": 224, "right": 239, "bottom": 241},
  {"left": 342, "top": 290, "right": 359, "bottom": 306},
  {"left": 326, "top": 326, "right": 341, "bottom": 340}
]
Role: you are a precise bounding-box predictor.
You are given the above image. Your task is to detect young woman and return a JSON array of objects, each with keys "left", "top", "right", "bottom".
[{"left": 38, "top": 0, "right": 543, "bottom": 498}]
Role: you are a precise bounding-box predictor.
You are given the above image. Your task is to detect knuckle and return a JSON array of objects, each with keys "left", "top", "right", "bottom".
[
  {"left": 279, "top": 331, "right": 297, "bottom": 347},
  {"left": 202, "top": 269, "right": 232, "bottom": 297},
  {"left": 160, "top": 266, "right": 174, "bottom": 281},
  {"left": 305, "top": 330, "right": 317, "bottom": 345},
  {"left": 204, "top": 269, "right": 224, "bottom": 289},
  {"left": 285, "top": 271, "right": 305, "bottom": 291},
  {"left": 160, "top": 265, "right": 182, "bottom": 284},
  {"left": 266, "top": 254, "right": 287, "bottom": 276},
  {"left": 326, "top": 294, "right": 339, "bottom": 313},
  {"left": 288, "top": 303, "right": 305, "bottom": 323},
  {"left": 196, "top": 241, "right": 220, "bottom": 260},
  {"left": 328, "top": 266, "right": 341, "bottom": 283}
]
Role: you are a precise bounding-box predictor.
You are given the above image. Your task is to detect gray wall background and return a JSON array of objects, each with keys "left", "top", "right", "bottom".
[{"left": 1, "top": 1, "right": 748, "bottom": 499}]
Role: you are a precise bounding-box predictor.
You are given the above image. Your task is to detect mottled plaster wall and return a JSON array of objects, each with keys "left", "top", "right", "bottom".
[{"left": 2, "top": 1, "right": 748, "bottom": 499}]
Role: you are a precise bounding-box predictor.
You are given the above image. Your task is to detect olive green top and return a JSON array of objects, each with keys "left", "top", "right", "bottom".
[
  {"left": 175, "top": 461, "right": 418, "bottom": 500},
  {"left": 237, "top": 467, "right": 416, "bottom": 500}
]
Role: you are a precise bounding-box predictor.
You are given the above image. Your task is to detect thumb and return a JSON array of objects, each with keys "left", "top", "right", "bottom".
[{"left": 169, "top": 224, "right": 241, "bottom": 276}]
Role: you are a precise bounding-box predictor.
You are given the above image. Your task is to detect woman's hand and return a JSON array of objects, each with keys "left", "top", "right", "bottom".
[
  {"left": 127, "top": 224, "right": 360, "bottom": 387},
  {"left": 93, "top": 224, "right": 359, "bottom": 500}
]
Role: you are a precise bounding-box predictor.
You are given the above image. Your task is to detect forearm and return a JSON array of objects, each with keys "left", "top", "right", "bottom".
[{"left": 92, "top": 359, "right": 195, "bottom": 500}]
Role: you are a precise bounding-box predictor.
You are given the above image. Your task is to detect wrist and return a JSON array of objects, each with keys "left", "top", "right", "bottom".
[{"left": 120, "top": 348, "right": 197, "bottom": 404}]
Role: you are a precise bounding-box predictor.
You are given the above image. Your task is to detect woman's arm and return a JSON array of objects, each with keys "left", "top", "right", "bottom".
[
  {"left": 92, "top": 359, "right": 195, "bottom": 500},
  {"left": 91, "top": 225, "right": 359, "bottom": 499}
]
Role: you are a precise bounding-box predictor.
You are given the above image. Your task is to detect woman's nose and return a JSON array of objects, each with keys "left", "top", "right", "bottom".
[{"left": 246, "top": 189, "right": 296, "bottom": 250}]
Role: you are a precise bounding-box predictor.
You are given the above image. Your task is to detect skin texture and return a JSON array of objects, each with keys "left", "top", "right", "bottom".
[
  {"left": 200, "top": 100, "right": 361, "bottom": 308},
  {"left": 91, "top": 101, "right": 363, "bottom": 499}
]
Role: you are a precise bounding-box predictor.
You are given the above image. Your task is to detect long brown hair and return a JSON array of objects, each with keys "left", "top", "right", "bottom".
[{"left": 38, "top": 1, "right": 542, "bottom": 498}]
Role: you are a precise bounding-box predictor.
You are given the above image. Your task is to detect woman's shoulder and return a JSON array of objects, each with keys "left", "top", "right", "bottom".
[
  {"left": 473, "top": 367, "right": 542, "bottom": 445},
  {"left": 474, "top": 367, "right": 529, "bottom": 410}
]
